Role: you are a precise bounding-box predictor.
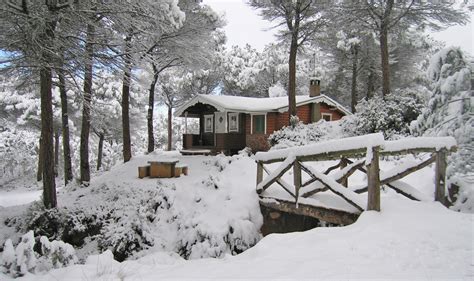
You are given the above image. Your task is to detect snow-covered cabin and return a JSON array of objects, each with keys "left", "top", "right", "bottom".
[{"left": 175, "top": 79, "right": 351, "bottom": 154}]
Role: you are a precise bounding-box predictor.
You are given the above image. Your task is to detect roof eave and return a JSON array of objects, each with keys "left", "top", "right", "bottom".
[
  {"left": 276, "top": 95, "right": 352, "bottom": 115},
  {"left": 174, "top": 95, "right": 227, "bottom": 117}
]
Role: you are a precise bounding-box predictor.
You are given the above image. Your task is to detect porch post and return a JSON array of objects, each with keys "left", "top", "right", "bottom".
[{"left": 184, "top": 111, "right": 188, "bottom": 134}]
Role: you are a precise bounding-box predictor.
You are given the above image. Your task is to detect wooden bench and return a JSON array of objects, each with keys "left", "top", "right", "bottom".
[
  {"left": 175, "top": 163, "right": 189, "bottom": 177},
  {"left": 148, "top": 159, "right": 179, "bottom": 178},
  {"left": 138, "top": 166, "right": 150, "bottom": 179}
]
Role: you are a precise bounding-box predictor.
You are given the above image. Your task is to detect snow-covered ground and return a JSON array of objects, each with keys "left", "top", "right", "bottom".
[
  {"left": 1, "top": 151, "right": 473, "bottom": 280},
  {"left": 7, "top": 198, "right": 473, "bottom": 280}
]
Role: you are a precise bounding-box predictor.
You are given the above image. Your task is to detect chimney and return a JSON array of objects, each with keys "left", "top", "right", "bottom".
[{"left": 309, "top": 78, "right": 320, "bottom": 97}]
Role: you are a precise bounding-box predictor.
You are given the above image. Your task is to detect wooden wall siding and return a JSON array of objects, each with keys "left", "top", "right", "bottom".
[
  {"left": 245, "top": 114, "right": 251, "bottom": 134},
  {"left": 216, "top": 133, "right": 246, "bottom": 153},
  {"left": 183, "top": 134, "right": 193, "bottom": 149},
  {"left": 320, "top": 105, "right": 344, "bottom": 120},
  {"left": 201, "top": 133, "right": 214, "bottom": 146},
  {"left": 275, "top": 104, "right": 312, "bottom": 130}
]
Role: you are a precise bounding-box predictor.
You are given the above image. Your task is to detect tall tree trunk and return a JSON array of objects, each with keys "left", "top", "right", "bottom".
[
  {"left": 58, "top": 66, "right": 73, "bottom": 185},
  {"left": 379, "top": 0, "right": 393, "bottom": 98},
  {"left": 147, "top": 68, "right": 159, "bottom": 153},
  {"left": 54, "top": 129, "right": 59, "bottom": 177},
  {"left": 97, "top": 132, "right": 104, "bottom": 171},
  {"left": 351, "top": 45, "right": 359, "bottom": 113},
  {"left": 39, "top": 14, "right": 57, "bottom": 208},
  {"left": 80, "top": 23, "right": 94, "bottom": 185},
  {"left": 167, "top": 105, "right": 172, "bottom": 151},
  {"left": 37, "top": 137, "right": 43, "bottom": 182},
  {"left": 379, "top": 25, "right": 391, "bottom": 98},
  {"left": 122, "top": 35, "right": 133, "bottom": 162},
  {"left": 366, "top": 64, "right": 375, "bottom": 100},
  {"left": 40, "top": 65, "right": 57, "bottom": 208},
  {"left": 288, "top": 36, "right": 298, "bottom": 124}
]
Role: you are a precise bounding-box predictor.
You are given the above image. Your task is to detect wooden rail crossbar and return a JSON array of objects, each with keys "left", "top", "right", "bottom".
[{"left": 255, "top": 134, "right": 457, "bottom": 223}]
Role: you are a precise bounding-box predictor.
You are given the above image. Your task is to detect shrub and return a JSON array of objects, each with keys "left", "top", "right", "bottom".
[
  {"left": 346, "top": 92, "right": 424, "bottom": 139},
  {"left": 1, "top": 231, "right": 77, "bottom": 277}
]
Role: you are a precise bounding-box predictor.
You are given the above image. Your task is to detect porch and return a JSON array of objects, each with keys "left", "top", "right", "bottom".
[{"left": 182, "top": 133, "right": 246, "bottom": 155}]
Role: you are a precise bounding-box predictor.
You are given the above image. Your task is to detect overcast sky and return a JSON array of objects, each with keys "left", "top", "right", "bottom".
[{"left": 205, "top": 0, "right": 473, "bottom": 55}]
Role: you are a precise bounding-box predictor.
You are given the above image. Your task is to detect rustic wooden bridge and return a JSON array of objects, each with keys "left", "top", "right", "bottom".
[{"left": 255, "top": 133, "right": 457, "bottom": 232}]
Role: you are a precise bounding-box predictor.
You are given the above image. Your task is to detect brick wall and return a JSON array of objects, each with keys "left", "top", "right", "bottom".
[
  {"left": 246, "top": 134, "right": 270, "bottom": 152},
  {"left": 243, "top": 103, "right": 345, "bottom": 152}
]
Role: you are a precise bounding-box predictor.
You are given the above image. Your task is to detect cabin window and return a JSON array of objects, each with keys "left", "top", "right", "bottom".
[
  {"left": 253, "top": 115, "right": 266, "bottom": 134},
  {"left": 204, "top": 114, "right": 214, "bottom": 133},
  {"left": 228, "top": 113, "right": 239, "bottom": 132},
  {"left": 321, "top": 113, "right": 332, "bottom": 121}
]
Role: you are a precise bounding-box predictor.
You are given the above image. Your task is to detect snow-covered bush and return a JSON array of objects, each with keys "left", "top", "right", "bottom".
[
  {"left": 98, "top": 204, "right": 155, "bottom": 261},
  {"left": 269, "top": 91, "right": 423, "bottom": 149},
  {"left": 26, "top": 204, "right": 66, "bottom": 240},
  {"left": 205, "top": 153, "right": 233, "bottom": 171},
  {"left": 38, "top": 236, "right": 78, "bottom": 270},
  {"left": 346, "top": 92, "right": 424, "bottom": 139},
  {"left": 13, "top": 231, "right": 36, "bottom": 276},
  {"left": 18, "top": 155, "right": 261, "bottom": 262},
  {"left": 268, "top": 81, "right": 286, "bottom": 97},
  {"left": 1, "top": 239, "right": 16, "bottom": 276},
  {"left": 0, "top": 231, "right": 78, "bottom": 276},
  {"left": 411, "top": 47, "right": 473, "bottom": 212},
  {"left": 99, "top": 141, "right": 124, "bottom": 172},
  {"left": 0, "top": 127, "right": 39, "bottom": 186},
  {"left": 268, "top": 119, "right": 345, "bottom": 149}
]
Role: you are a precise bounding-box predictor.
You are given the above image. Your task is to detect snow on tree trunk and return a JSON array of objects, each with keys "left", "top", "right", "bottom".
[{"left": 36, "top": 137, "right": 43, "bottom": 182}]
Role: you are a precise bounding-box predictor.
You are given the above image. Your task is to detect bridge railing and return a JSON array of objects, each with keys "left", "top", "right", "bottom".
[{"left": 255, "top": 133, "right": 457, "bottom": 212}]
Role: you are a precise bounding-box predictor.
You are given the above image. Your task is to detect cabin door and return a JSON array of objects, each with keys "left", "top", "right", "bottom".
[{"left": 214, "top": 112, "right": 227, "bottom": 133}]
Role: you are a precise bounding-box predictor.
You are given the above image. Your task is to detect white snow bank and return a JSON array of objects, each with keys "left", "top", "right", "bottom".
[
  {"left": 10, "top": 197, "right": 472, "bottom": 280},
  {"left": 0, "top": 153, "right": 263, "bottom": 264}
]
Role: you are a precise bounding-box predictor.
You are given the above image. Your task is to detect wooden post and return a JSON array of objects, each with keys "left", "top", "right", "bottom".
[
  {"left": 294, "top": 160, "right": 302, "bottom": 205},
  {"left": 367, "top": 147, "right": 380, "bottom": 211},
  {"left": 256, "top": 161, "right": 263, "bottom": 187},
  {"left": 184, "top": 111, "right": 188, "bottom": 134},
  {"left": 435, "top": 149, "right": 447, "bottom": 206},
  {"left": 340, "top": 158, "right": 348, "bottom": 187}
]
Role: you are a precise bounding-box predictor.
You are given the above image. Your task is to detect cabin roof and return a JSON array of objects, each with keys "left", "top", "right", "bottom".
[{"left": 175, "top": 94, "right": 351, "bottom": 117}]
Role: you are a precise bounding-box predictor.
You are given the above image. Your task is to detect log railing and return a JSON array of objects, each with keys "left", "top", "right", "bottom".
[{"left": 255, "top": 133, "right": 457, "bottom": 212}]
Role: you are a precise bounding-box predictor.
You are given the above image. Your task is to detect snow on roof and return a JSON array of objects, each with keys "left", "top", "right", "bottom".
[{"left": 174, "top": 94, "right": 351, "bottom": 117}]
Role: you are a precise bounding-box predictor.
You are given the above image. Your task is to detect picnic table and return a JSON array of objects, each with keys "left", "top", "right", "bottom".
[{"left": 148, "top": 159, "right": 179, "bottom": 178}]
